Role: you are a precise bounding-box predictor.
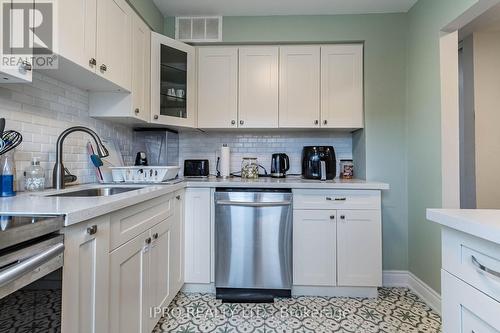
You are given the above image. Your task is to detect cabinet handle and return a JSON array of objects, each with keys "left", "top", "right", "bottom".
[
  {"left": 326, "top": 197, "right": 333, "bottom": 201},
  {"left": 330, "top": 215, "right": 335, "bottom": 220},
  {"left": 471, "top": 255, "right": 500, "bottom": 281},
  {"left": 314, "top": 120, "right": 319, "bottom": 125},
  {"left": 21, "top": 61, "right": 32, "bottom": 71},
  {"left": 100, "top": 64, "right": 107, "bottom": 72},
  {"left": 89, "top": 58, "right": 97, "bottom": 66},
  {"left": 145, "top": 237, "right": 152, "bottom": 245},
  {"left": 323, "top": 120, "right": 328, "bottom": 125},
  {"left": 154, "top": 115, "right": 159, "bottom": 120},
  {"left": 152, "top": 233, "right": 159, "bottom": 240},
  {"left": 239, "top": 120, "right": 244, "bottom": 125},
  {"left": 335, "top": 197, "right": 347, "bottom": 201},
  {"left": 176, "top": 195, "right": 181, "bottom": 200},
  {"left": 134, "top": 108, "right": 140, "bottom": 115},
  {"left": 231, "top": 120, "right": 236, "bottom": 125},
  {"left": 86, "top": 225, "right": 97, "bottom": 235},
  {"left": 340, "top": 215, "right": 346, "bottom": 220}
]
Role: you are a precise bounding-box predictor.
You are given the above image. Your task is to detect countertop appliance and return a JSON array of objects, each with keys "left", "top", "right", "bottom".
[
  {"left": 215, "top": 188, "right": 293, "bottom": 302},
  {"left": 0, "top": 214, "right": 65, "bottom": 331},
  {"left": 271, "top": 153, "right": 290, "bottom": 178},
  {"left": 302, "top": 146, "right": 336, "bottom": 181},
  {"left": 184, "top": 159, "right": 209, "bottom": 177}
]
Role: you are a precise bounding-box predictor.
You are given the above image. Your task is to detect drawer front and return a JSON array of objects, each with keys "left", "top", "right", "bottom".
[
  {"left": 110, "top": 194, "right": 174, "bottom": 251},
  {"left": 442, "top": 270, "right": 500, "bottom": 333},
  {"left": 442, "top": 228, "right": 500, "bottom": 302},
  {"left": 293, "top": 189, "right": 380, "bottom": 210}
]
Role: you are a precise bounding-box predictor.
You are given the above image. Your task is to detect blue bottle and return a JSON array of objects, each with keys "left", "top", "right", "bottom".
[{"left": 0, "top": 152, "right": 16, "bottom": 197}]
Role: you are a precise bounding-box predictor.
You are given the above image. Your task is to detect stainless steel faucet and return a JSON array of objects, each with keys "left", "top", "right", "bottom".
[{"left": 52, "top": 126, "right": 109, "bottom": 190}]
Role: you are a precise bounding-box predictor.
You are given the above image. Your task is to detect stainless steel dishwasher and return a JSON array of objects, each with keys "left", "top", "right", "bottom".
[{"left": 215, "top": 188, "right": 292, "bottom": 302}]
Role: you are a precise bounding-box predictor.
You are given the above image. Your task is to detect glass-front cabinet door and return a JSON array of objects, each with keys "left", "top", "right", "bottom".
[{"left": 151, "top": 32, "right": 196, "bottom": 127}]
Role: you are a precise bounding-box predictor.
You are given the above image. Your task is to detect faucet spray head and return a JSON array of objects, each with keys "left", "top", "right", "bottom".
[{"left": 97, "top": 143, "right": 109, "bottom": 158}]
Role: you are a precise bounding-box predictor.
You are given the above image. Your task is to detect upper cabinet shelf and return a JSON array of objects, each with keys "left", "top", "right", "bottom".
[{"left": 196, "top": 44, "right": 364, "bottom": 130}]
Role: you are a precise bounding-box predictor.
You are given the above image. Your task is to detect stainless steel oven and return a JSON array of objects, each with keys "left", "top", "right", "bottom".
[
  {"left": 215, "top": 188, "right": 293, "bottom": 302},
  {"left": 0, "top": 215, "right": 65, "bottom": 332}
]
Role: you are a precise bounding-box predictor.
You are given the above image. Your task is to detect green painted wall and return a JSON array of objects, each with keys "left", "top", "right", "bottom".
[
  {"left": 166, "top": 14, "right": 409, "bottom": 271},
  {"left": 406, "top": 0, "right": 477, "bottom": 292},
  {"left": 127, "top": 0, "right": 164, "bottom": 32}
]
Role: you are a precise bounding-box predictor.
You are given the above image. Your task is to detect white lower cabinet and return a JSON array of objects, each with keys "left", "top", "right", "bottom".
[
  {"left": 293, "top": 210, "right": 337, "bottom": 286},
  {"left": 337, "top": 210, "right": 382, "bottom": 286},
  {"left": 442, "top": 270, "right": 500, "bottom": 332},
  {"left": 109, "top": 229, "right": 151, "bottom": 333},
  {"left": 184, "top": 188, "right": 212, "bottom": 284},
  {"left": 292, "top": 190, "right": 382, "bottom": 291},
  {"left": 62, "top": 217, "right": 110, "bottom": 333}
]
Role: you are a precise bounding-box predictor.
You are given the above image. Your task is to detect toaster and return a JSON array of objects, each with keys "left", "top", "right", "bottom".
[{"left": 184, "top": 159, "right": 210, "bottom": 177}]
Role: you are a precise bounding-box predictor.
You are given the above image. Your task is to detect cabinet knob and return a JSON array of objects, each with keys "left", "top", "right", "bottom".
[
  {"left": 89, "top": 58, "right": 97, "bottom": 66},
  {"left": 86, "top": 225, "right": 97, "bottom": 235},
  {"left": 153, "top": 115, "right": 159, "bottom": 120},
  {"left": 323, "top": 120, "right": 328, "bottom": 125},
  {"left": 100, "top": 64, "right": 107, "bottom": 72},
  {"left": 330, "top": 215, "right": 335, "bottom": 220},
  {"left": 153, "top": 233, "right": 159, "bottom": 240},
  {"left": 21, "top": 61, "right": 32, "bottom": 71},
  {"left": 145, "top": 237, "right": 152, "bottom": 245},
  {"left": 134, "top": 108, "right": 140, "bottom": 115},
  {"left": 231, "top": 120, "right": 236, "bottom": 125},
  {"left": 340, "top": 215, "right": 346, "bottom": 220},
  {"left": 176, "top": 195, "right": 181, "bottom": 200},
  {"left": 239, "top": 120, "right": 244, "bottom": 125},
  {"left": 314, "top": 120, "right": 319, "bottom": 125}
]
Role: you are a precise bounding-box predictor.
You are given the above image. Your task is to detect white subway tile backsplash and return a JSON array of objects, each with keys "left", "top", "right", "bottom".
[
  {"left": 0, "top": 72, "right": 133, "bottom": 190},
  {"left": 178, "top": 130, "right": 353, "bottom": 177}
]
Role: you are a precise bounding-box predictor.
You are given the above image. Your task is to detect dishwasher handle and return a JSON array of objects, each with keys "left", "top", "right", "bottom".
[{"left": 216, "top": 200, "right": 292, "bottom": 207}]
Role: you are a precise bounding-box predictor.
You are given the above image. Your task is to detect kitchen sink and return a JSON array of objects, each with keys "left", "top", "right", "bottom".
[{"left": 48, "top": 187, "right": 142, "bottom": 197}]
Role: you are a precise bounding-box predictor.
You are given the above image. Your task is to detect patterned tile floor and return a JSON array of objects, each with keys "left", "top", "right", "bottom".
[{"left": 153, "top": 288, "right": 441, "bottom": 333}]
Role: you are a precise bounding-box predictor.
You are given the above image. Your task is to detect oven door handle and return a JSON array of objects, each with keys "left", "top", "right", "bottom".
[
  {"left": 216, "top": 200, "right": 292, "bottom": 207},
  {"left": 0, "top": 242, "right": 64, "bottom": 288}
]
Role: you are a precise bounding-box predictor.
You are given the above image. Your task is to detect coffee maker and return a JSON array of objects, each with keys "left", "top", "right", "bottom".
[
  {"left": 301, "top": 146, "right": 336, "bottom": 181},
  {"left": 271, "top": 153, "right": 290, "bottom": 178}
]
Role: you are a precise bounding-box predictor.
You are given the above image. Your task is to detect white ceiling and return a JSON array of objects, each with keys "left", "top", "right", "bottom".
[{"left": 153, "top": 0, "right": 419, "bottom": 17}]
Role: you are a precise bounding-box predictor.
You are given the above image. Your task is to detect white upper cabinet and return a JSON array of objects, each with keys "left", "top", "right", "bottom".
[
  {"left": 131, "top": 12, "right": 151, "bottom": 122},
  {"left": 238, "top": 47, "right": 279, "bottom": 128},
  {"left": 279, "top": 46, "right": 321, "bottom": 128},
  {"left": 96, "top": 0, "right": 132, "bottom": 91},
  {"left": 151, "top": 32, "right": 196, "bottom": 128},
  {"left": 58, "top": 0, "right": 97, "bottom": 73},
  {"left": 321, "top": 44, "right": 364, "bottom": 129},
  {"left": 336, "top": 210, "right": 382, "bottom": 287},
  {"left": 197, "top": 47, "right": 239, "bottom": 129}
]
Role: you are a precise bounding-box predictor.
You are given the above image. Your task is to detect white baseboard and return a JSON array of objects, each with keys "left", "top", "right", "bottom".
[{"left": 383, "top": 270, "right": 441, "bottom": 315}]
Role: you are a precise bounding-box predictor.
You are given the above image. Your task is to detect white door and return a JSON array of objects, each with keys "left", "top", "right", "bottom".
[
  {"left": 149, "top": 219, "right": 172, "bottom": 331},
  {"left": 293, "top": 210, "right": 337, "bottom": 286},
  {"left": 170, "top": 191, "right": 185, "bottom": 294},
  {"left": 238, "top": 47, "right": 279, "bottom": 128},
  {"left": 96, "top": 0, "right": 132, "bottom": 90},
  {"left": 279, "top": 46, "right": 321, "bottom": 128},
  {"left": 109, "top": 230, "right": 150, "bottom": 333},
  {"left": 131, "top": 12, "right": 151, "bottom": 122},
  {"left": 151, "top": 32, "right": 196, "bottom": 128},
  {"left": 337, "top": 210, "right": 382, "bottom": 286},
  {"left": 321, "top": 44, "right": 364, "bottom": 129},
  {"left": 197, "top": 47, "right": 238, "bottom": 128},
  {"left": 58, "top": 0, "right": 97, "bottom": 72},
  {"left": 61, "top": 218, "right": 109, "bottom": 333},
  {"left": 0, "top": 0, "right": 33, "bottom": 82},
  {"left": 184, "top": 188, "right": 211, "bottom": 283}
]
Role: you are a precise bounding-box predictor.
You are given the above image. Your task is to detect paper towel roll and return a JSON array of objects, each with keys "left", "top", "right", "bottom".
[{"left": 220, "top": 145, "right": 231, "bottom": 178}]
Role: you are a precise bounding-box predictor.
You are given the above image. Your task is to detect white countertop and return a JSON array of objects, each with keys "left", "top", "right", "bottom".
[
  {"left": 0, "top": 177, "right": 388, "bottom": 226},
  {"left": 427, "top": 209, "right": 500, "bottom": 245}
]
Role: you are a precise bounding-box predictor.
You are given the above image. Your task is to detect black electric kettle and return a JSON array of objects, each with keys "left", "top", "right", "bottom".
[{"left": 271, "top": 153, "right": 290, "bottom": 178}]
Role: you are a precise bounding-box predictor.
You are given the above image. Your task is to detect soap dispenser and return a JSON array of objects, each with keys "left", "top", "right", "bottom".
[{"left": 0, "top": 152, "right": 16, "bottom": 197}]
